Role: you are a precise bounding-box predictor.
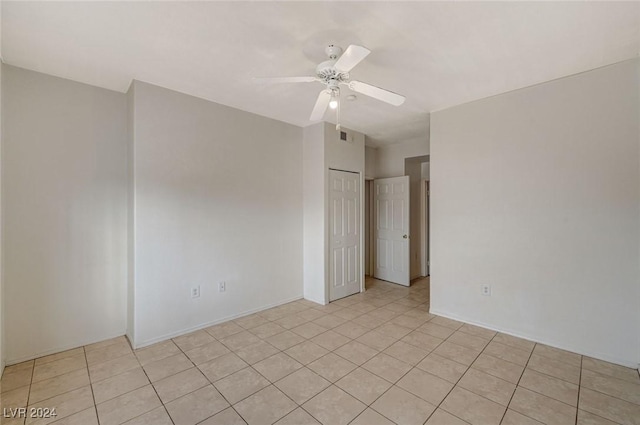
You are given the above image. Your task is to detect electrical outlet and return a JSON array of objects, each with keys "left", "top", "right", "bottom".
[
  {"left": 480, "top": 284, "right": 491, "bottom": 296},
  {"left": 191, "top": 286, "right": 200, "bottom": 298},
  {"left": 219, "top": 281, "right": 226, "bottom": 293}
]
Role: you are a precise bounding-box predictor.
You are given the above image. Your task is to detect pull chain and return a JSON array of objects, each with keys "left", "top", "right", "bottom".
[{"left": 336, "top": 90, "right": 341, "bottom": 131}]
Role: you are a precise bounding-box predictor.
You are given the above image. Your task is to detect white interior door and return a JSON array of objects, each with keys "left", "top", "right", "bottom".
[
  {"left": 374, "top": 176, "right": 410, "bottom": 286},
  {"left": 329, "top": 169, "right": 361, "bottom": 301}
]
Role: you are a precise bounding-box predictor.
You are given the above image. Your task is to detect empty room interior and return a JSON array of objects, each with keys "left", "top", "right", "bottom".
[{"left": 0, "top": 1, "right": 639, "bottom": 425}]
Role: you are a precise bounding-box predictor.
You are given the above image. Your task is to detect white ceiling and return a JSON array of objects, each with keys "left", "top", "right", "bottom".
[{"left": 3, "top": 1, "right": 639, "bottom": 147}]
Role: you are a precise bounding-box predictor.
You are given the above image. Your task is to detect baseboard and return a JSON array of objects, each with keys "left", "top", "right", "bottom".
[
  {"left": 5, "top": 330, "right": 127, "bottom": 366},
  {"left": 133, "top": 295, "right": 304, "bottom": 349},
  {"left": 429, "top": 308, "right": 640, "bottom": 370}
]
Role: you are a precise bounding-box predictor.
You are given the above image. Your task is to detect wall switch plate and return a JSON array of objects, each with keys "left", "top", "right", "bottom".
[
  {"left": 219, "top": 281, "right": 226, "bottom": 293},
  {"left": 481, "top": 284, "right": 491, "bottom": 296},
  {"left": 191, "top": 286, "right": 200, "bottom": 298}
]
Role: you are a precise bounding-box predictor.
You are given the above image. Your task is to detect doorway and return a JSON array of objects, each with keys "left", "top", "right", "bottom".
[
  {"left": 363, "top": 157, "right": 429, "bottom": 288},
  {"left": 328, "top": 169, "right": 361, "bottom": 301}
]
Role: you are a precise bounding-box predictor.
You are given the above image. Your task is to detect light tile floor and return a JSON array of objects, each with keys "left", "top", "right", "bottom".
[{"left": 1, "top": 277, "right": 639, "bottom": 425}]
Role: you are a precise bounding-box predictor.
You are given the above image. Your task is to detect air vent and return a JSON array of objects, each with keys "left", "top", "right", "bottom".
[{"left": 340, "top": 131, "right": 347, "bottom": 141}]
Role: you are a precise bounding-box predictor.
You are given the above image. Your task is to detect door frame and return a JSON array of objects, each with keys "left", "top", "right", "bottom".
[
  {"left": 326, "top": 168, "right": 365, "bottom": 302},
  {"left": 421, "top": 179, "right": 430, "bottom": 276},
  {"left": 369, "top": 179, "right": 375, "bottom": 277},
  {"left": 364, "top": 179, "right": 375, "bottom": 277}
]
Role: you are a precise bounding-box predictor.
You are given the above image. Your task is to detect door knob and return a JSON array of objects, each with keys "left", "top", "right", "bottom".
[{"left": 403, "top": 235, "right": 408, "bottom": 239}]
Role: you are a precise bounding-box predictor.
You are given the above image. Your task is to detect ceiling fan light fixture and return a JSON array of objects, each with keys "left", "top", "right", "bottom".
[{"left": 329, "top": 91, "right": 339, "bottom": 109}]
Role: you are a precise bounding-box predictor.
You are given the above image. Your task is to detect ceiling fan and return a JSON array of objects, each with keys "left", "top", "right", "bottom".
[{"left": 256, "top": 44, "right": 406, "bottom": 127}]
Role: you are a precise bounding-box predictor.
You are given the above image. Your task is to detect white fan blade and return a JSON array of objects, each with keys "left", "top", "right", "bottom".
[
  {"left": 348, "top": 81, "right": 405, "bottom": 106},
  {"left": 334, "top": 45, "right": 371, "bottom": 73},
  {"left": 310, "top": 91, "right": 331, "bottom": 121},
  {"left": 254, "top": 76, "right": 318, "bottom": 83}
]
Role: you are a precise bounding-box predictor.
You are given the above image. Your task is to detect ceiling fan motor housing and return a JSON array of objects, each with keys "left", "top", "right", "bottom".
[{"left": 316, "top": 45, "right": 350, "bottom": 86}]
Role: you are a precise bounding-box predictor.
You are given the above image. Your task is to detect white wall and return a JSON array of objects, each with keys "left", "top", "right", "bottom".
[
  {"left": 303, "top": 123, "right": 326, "bottom": 304},
  {"left": 126, "top": 83, "right": 136, "bottom": 345},
  {"left": 376, "top": 137, "right": 429, "bottom": 179},
  {"left": 325, "top": 123, "right": 365, "bottom": 179},
  {"left": 3, "top": 65, "right": 128, "bottom": 363},
  {"left": 130, "top": 81, "right": 304, "bottom": 347},
  {"left": 431, "top": 59, "right": 640, "bottom": 368},
  {"left": 365, "top": 145, "right": 378, "bottom": 179},
  {"left": 0, "top": 4, "right": 4, "bottom": 374}
]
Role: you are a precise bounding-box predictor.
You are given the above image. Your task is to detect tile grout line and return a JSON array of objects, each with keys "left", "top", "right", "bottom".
[
  {"left": 342, "top": 289, "right": 436, "bottom": 424},
  {"left": 169, "top": 314, "right": 323, "bottom": 413},
  {"left": 21, "top": 361, "right": 35, "bottom": 425},
  {"left": 512, "top": 360, "right": 578, "bottom": 385},
  {"left": 505, "top": 348, "right": 634, "bottom": 424},
  {"left": 169, "top": 334, "right": 235, "bottom": 424},
  {"left": 231, "top": 304, "right": 345, "bottom": 423},
  {"left": 245, "top": 282, "right": 430, "bottom": 424},
  {"left": 83, "top": 346, "right": 101, "bottom": 425},
  {"left": 581, "top": 364, "right": 640, "bottom": 385},
  {"left": 18, "top": 358, "right": 36, "bottom": 425},
  {"left": 172, "top": 329, "right": 282, "bottom": 424},
  {"left": 27, "top": 343, "right": 139, "bottom": 423},
  {"left": 355, "top": 318, "right": 467, "bottom": 425},
  {"left": 26, "top": 358, "right": 94, "bottom": 422},
  {"left": 90, "top": 339, "right": 174, "bottom": 425},
  {"left": 134, "top": 344, "right": 177, "bottom": 425},
  {"left": 311, "top": 293, "right": 402, "bottom": 424},
  {"left": 573, "top": 339, "right": 637, "bottom": 425},
  {"left": 497, "top": 340, "right": 537, "bottom": 425},
  {"left": 523, "top": 359, "right": 640, "bottom": 408},
  {"left": 345, "top": 345, "right": 429, "bottom": 425},
  {"left": 505, "top": 343, "right": 592, "bottom": 410},
  {"left": 571, "top": 385, "right": 640, "bottom": 414},
  {"left": 265, "top": 315, "right": 389, "bottom": 420},
  {"left": 575, "top": 355, "right": 582, "bottom": 425},
  {"left": 422, "top": 326, "right": 499, "bottom": 425},
  {"left": 529, "top": 349, "right": 585, "bottom": 368},
  {"left": 508, "top": 378, "right": 582, "bottom": 410}
]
